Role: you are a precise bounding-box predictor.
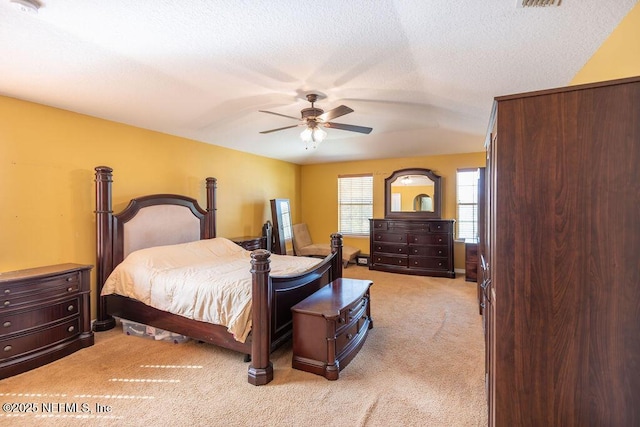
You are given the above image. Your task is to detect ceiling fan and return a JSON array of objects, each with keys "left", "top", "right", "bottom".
[{"left": 259, "top": 94, "right": 372, "bottom": 148}]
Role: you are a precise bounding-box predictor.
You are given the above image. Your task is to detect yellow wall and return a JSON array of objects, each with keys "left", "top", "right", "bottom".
[
  {"left": 299, "top": 152, "right": 486, "bottom": 271},
  {"left": 0, "top": 96, "right": 300, "bottom": 316},
  {"left": 571, "top": 3, "right": 640, "bottom": 84}
]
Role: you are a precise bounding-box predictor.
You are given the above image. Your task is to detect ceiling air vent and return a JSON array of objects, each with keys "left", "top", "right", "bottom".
[{"left": 517, "top": 0, "right": 561, "bottom": 7}]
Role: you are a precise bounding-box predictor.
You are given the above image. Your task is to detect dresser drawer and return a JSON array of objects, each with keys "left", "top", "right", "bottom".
[
  {"left": 1, "top": 317, "right": 81, "bottom": 360},
  {"left": 1, "top": 297, "right": 80, "bottom": 335},
  {"left": 408, "top": 256, "right": 451, "bottom": 270},
  {"left": 372, "top": 243, "right": 407, "bottom": 255},
  {"left": 408, "top": 246, "right": 448, "bottom": 257},
  {"left": 372, "top": 254, "right": 408, "bottom": 267},
  {"left": 1, "top": 273, "right": 80, "bottom": 311},
  {"left": 372, "top": 232, "right": 407, "bottom": 244},
  {"left": 428, "top": 221, "right": 453, "bottom": 233},
  {"left": 371, "top": 220, "right": 389, "bottom": 230},
  {"left": 408, "top": 233, "right": 449, "bottom": 245}
]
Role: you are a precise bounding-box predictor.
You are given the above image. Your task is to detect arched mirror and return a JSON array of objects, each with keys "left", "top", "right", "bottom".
[{"left": 385, "top": 168, "right": 442, "bottom": 219}]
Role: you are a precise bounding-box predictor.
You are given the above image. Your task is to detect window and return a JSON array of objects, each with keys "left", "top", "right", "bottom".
[
  {"left": 338, "top": 174, "right": 373, "bottom": 235},
  {"left": 456, "top": 169, "right": 479, "bottom": 241}
]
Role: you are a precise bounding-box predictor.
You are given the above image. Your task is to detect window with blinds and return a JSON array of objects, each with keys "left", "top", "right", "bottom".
[
  {"left": 338, "top": 174, "right": 373, "bottom": 236},
  {"left": 456, "top": 169, "right": 479, "bottom": 241}
]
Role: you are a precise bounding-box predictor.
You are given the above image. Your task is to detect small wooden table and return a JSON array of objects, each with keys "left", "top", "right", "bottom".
[{"left": 291, "top": 278, "right": 373, "bottom": 380}]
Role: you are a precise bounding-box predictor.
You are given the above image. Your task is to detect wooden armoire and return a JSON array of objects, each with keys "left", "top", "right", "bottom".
[{"left": 481, "top": 76, "right": 640, "bottom": 426}]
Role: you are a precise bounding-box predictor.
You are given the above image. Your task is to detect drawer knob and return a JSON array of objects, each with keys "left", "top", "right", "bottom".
[
  {"left": 3, "top": 289, "right": 9, "bottom": 294},
  {"left": 67, "top": 287, "right": 74, "bottom": 292},
  {"left": 398, "top": 260, "right": 402, "bottom": 264},
  {"left": 68, "top": 305, "right": 75, "bottom": 312},
  {"left": 3, "top": 321, "right": 11, "bottom": 328},
  {"left": 3, "top": 300, "right": 9, "bottom": 307},
  {"left": 346, "top": 333, "right": 353, "bottom": 340},
  {"left": 68, "top": 326, "right": 75, "bottom": 333},
  {"left": 337, "top": 317, "right": 345, "bottom": 324},
  {"left": 66, "top": 277, "right": 74, "bottom": 282},
  {"left": 3, "top": 345, "right": 12, "bottom": 352}
]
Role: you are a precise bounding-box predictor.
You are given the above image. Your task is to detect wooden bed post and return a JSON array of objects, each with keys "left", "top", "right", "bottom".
[
  {"left": 248, "top": 249, "right": 273, "bottom": 385},
  {"left": 93, "top": 166, "right": 116, "bottom": 331},
  {"left": 331, "top": 233, "right": 344, "bottom": 279},
  {"left": 205, "top": 177, "right": 217, "bottom": 239}
]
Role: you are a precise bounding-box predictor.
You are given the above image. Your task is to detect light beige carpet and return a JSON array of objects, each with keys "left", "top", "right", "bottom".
[{"left": 0, "top": 267, "right": 487, "bottom": 427}]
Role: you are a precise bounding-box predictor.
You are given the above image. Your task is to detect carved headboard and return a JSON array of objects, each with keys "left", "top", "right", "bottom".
[{"left": 94, "top": 166, "right": 217, "bottom": 294}]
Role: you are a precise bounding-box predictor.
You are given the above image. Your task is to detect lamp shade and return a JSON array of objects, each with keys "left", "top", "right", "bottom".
[{"left": 300, "top": 125, "right": 327, "bottom": 149}]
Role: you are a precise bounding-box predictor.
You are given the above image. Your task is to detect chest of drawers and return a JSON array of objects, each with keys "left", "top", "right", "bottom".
[
  {"left": 1, "top": 264, "right": 94, "bottom": 379},
  {"left": 369, "top": 219, "right": 455, "bottom": 278},
  {"left": 291, "top": 278, "right": 373, "bottom": 380}
]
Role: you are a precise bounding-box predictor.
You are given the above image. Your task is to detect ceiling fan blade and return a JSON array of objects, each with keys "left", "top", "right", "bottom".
[
  {"left": 325, "top": 122, "right": 373, "bottom": 134},
  {"left": 259, "top": 110, "right": 301, "bottom": 121},
  {"left": 318, "top": 105, "right": 353, "bottom": 122},
  {"left": 259, "top": 124, "right": 302, "bottom": 134}
]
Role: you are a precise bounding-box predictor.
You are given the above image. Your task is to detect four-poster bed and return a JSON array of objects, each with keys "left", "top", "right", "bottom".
[{"left": 93, "top": 166, "right": 343, "bottom": 385}]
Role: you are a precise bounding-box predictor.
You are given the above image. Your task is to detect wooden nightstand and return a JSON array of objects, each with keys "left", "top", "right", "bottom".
[
  {"left": 1, "top": 263, "right": 94, "bottom": 379},
  {"left": 229, "top": 236, "right": 266, "bottom": 251},
  {"left": 291, "top": 278, "right": 373, "bottom": 380}
]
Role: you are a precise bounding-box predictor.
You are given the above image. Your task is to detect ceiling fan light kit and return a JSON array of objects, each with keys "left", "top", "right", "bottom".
[{"left": 259, "top": 93, "right": 372, "bottom": 149}]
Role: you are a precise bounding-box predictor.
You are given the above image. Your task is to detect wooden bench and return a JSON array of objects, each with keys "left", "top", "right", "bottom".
[{"left": 291, "top": 278, "right": 373, "bottom": 380}]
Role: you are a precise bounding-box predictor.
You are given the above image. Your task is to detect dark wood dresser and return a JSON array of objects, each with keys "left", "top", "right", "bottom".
[
  {"left": 482, "top": 77, "right": 640, "bottom": 425},
  {"left": 291, "top": 278, "right": 373, "bottom": 380},
  {"left": 369, "top": 219, "right": 455, "bottom": 278},
  {"left": 228, "top": 236, "right": 266, "bottom": 251},
  {"left": 0, "top": 264, "right": 94, "bottom": 379}
]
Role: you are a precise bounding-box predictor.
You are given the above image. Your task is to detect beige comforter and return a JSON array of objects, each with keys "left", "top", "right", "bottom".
[{"left": 101, "top": 237, "right": 322, "bottom": 343}]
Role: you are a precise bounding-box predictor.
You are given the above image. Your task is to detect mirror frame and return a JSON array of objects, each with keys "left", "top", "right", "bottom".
[
  {"left": 270, "top": 198, "right": 294, "bottom": 255},
  {"left": 384, "top": 168, "right": 442, "bottom": 219}
]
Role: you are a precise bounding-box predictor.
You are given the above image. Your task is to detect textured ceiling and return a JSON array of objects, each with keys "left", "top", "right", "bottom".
[{"left": 0, "top": 0, "right": 636, "bottom": 164}]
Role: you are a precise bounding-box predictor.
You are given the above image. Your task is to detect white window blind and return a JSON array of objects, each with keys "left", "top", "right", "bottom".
[
  {"left": 338, "top": 174, "right": 373, "bottom": 235},
  {"left": 456, "top": 169, "right": 479, "bottom": 241}
]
